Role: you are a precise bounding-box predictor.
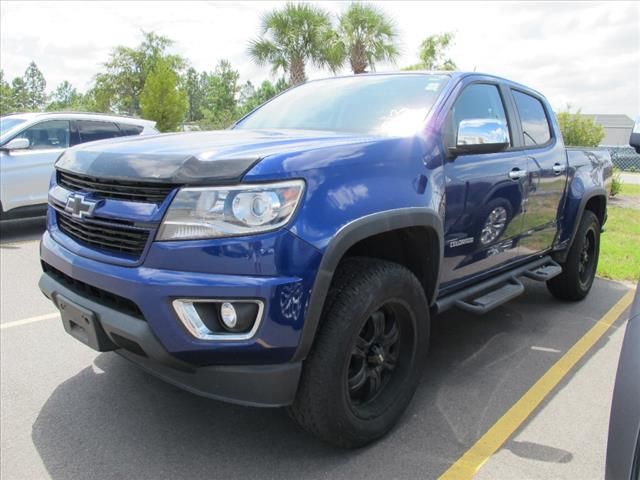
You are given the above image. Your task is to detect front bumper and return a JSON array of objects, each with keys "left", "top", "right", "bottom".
[
  {"left": 39, "top": 271, "right": 301, "bottom": 407},
  {"left": 39, "top": 224, "right": 322, "bottom": 405}
]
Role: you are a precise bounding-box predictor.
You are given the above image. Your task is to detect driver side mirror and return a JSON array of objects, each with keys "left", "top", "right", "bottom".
[
  {"left": 1, "top": 137, "right": 30, "bottom": 151},
  {"left": 630, "top": 119, "right": 640, "bottom": 154},
  {"left": 451, "top": 118, "right": 510, "bottom": 156}
]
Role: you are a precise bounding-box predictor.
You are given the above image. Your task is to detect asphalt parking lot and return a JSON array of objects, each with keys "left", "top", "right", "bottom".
[{"left": 0, "top": 217, "right": 635, "bottom": 480}]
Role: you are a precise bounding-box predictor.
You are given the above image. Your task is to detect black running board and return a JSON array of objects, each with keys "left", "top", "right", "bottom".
[
  {"left": 435, "top": 256, "right": 562, "bottom": 315},
  {"left": 522, "top": 262, "right": 563, "bottom": 281},
  {"left": 455, "top": 279, "right": 524, "bottom": 314}
]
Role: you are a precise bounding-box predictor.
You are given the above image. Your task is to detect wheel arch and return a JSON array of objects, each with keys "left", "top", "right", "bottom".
[
  {"left": 555, "top": 188, "right": 607, "bottom": 263},
  {"left": 292, "top": 208, "right": 443, "bottom": 362}
]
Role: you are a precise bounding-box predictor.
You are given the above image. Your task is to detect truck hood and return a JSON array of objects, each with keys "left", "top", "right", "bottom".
[{"left": 56, "top": 129, "right": 378, "bottom": 185}]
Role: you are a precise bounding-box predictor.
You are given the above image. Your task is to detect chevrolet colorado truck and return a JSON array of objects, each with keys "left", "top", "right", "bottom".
[{"left": 39, "top": 72, "right": 612, "bottom": 448}]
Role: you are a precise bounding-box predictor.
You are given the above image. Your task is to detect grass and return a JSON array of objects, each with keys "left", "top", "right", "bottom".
[
  {"left": 597, "top": 204, "right": 640, "bottom": 282},
  {"left": 619, "top": 183, "right": 640, "bottom": 197}
]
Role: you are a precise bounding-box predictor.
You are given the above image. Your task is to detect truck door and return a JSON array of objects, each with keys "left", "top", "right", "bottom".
[
  {"left": 510, "top": 89, "right": 568, "bottom": 256},
  {"left": 440, "top": 82, "right": 529, "bottom": 289}
]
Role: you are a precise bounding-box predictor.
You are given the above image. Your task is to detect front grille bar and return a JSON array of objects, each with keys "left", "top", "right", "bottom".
[{"left": 57, "top": 170, "right": 174, "bottom": 204}]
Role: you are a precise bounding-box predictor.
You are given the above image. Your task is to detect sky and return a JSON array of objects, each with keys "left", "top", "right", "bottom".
[{"left": 1, "top": 1, "right": 638, "bottom": 118}]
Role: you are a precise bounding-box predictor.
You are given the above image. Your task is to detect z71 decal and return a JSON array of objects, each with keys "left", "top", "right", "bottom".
[{"left": 449, "top": 237, "right": 474, "bottom": 248}]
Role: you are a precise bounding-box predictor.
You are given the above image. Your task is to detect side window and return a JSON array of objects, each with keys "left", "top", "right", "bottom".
[
  {"left": 76, "top": 121, "right": 121, "bottom": 144},
  {"left": 451, "top": 83, "right": 510, "bottom": 145},
  {"left": 512, "top": 90, "right": 551, "bottom": 146},
  {"left": 16, "top": 120, "right": 70, "bottom": 150},
  {"left": 117, "top": 124, "right": 144, "bottom": 136}
]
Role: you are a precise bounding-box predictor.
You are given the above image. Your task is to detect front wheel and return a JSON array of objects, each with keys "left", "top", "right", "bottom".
[
  {"left": 547, "top": 210, "right": 601, "bottom": 301},
  {"left": 288, "top": 258, "right": 430, "bottom": 448}
]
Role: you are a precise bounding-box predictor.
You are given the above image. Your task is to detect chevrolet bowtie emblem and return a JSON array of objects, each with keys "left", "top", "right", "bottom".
[{"left": 65, "top": 193, "right": 99, "bottom": 219}]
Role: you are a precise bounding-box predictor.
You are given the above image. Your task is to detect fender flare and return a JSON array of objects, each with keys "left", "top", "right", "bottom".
[
  {"left": 555, "top": 187, "right": 607, "bottom": 263},
  {"left": 291, "top": 207, "right": 443, "bottom": 362}
]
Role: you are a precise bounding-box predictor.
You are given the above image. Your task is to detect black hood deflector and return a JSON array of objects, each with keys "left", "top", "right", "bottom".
[{"left": 56, "top": 150, "right": 259, "bottom": 185}]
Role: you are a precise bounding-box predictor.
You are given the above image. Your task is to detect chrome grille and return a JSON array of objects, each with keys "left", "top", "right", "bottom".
[{"left": 57, "top": 170, "right": 174, "bottom": 204}]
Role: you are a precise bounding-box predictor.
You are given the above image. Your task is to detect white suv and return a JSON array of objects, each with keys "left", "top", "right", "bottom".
[{"left": 0, "top": 112, "right": 158, "bottom": 219}]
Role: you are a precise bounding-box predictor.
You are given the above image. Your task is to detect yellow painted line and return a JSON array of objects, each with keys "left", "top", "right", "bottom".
[
  {"left": 0, "top": 312, "right": 59, "bottom": 330},
  {"left": 439, "top": 289, "right": 636, "bottom": 480}
]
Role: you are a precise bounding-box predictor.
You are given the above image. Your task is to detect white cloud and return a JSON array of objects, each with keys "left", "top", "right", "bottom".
[{"left": 1, "top": 0, "right": 638, "bottom": 117}]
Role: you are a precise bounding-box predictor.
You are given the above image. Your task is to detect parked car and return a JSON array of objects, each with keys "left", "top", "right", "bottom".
[
  {"left": 630, "top": 117, "right": 640, "bottom": 154},
  {"left": 606, "top": 286, "right": 640, "bottom": 480},
  {"left": 0, "top": 112, "right": 158, "bottom": 220},
  {"left": 606, "top": 126, "right": 640, "bottom": 480},
  {"left": 38, "top": 72, "right": 612, "bottom": 448}
]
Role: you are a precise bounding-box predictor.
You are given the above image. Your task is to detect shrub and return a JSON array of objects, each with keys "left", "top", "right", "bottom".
[
  {"left": 557, "top": 108, "right": 605, "bottom": 147},
  {"left": 610, "top": 168, "right": 623, "bottom": 197}
]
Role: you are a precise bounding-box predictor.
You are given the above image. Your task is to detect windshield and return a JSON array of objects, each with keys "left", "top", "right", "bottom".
[
  {"left": 236, "top": 74, "right": 449, "bottom": 136},
  {"left": 0, "top": 117, "right": 28, "bottom": 137}
]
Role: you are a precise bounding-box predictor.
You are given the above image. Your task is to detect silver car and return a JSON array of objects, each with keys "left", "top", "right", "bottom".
[{"left": 0, "top": 112, "right": 158, "bottom": 219}]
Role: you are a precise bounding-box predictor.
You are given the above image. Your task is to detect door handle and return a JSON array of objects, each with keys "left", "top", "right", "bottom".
[
  {"left": 552, "top": 163, "right": 566, "bottom": 175},
  {"left": 508, "top": 168, "right": 527, "bottom": 180}
]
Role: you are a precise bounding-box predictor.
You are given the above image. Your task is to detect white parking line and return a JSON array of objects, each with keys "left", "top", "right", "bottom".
[
  {"left": 530, "top": 346, "right": 561, "bottom": 353},
  {"left": 0, "top": 312, "right": 59, "bottom": 330}
]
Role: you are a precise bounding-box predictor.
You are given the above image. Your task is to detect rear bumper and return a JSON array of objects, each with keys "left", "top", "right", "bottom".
[{"left": 39, "top": 271, "right": 301, "bottom": 407}]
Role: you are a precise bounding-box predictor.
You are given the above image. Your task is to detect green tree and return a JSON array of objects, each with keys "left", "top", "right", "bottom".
[
  {"left": 336, "top": 3, "right": 398, "bottom": 74},
  {"left": 200, "top": 60, "right": 241, "bottom": 129},
  {"left": 140, "top": 59, "right": 187, "bottom": 132},
  {"left": 86, "top": 75, "right": 117, "bottom": 113},
  {"left": 23, "top": 61, "right": 47, "bottom": 110},
  {"left": 557, "top": 108, "right": 605, "bottom": 147},
  {"left": 248, "top": 3, "right": 339, "bottom": 86},
  {"left": 237, "top": 78, "right": 288, "bottom": 117},
  {"left": 404, "top": 32, "right": 457, "bottom": 71},
  {"left": 96, "top": 31, "right": 185, "bottom": 115},
  {"left": 10, "top": 77, "right": 29, "bottom": 111},
  {"left": 46, "top": 80, "right": 82, "bottom": 111},
  {"left": 0, "top": 70, "right": 15, "bottom": 115},
  {"left": 184, "top": 67, "right": 207, "bottom": 122}
]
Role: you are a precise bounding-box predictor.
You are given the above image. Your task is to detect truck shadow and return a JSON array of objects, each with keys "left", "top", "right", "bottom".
[
  {"left": 0, "top": 217, "right": 46, "bottom": 245},
  {"left": 30, "top": 279, "right": 629, "bottom": 480}
]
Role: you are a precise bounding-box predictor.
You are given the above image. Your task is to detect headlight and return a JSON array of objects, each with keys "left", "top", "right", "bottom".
[{"left": 156, "top": 180, "right": 305, "bottom": 240}]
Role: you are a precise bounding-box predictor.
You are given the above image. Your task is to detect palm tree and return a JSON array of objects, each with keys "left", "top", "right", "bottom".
[
  {"left": 337, "top": 3, "right": 399, "bottom": 74},
  {"left": 248, "top": 3, "right": 339, "bottom": 86}
]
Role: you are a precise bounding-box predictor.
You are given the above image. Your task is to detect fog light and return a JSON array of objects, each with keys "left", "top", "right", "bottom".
[
  {"left": 173, "top": 299, "right": 263, "bottom": 340},
  {"left": 220, "top": 302, "right": 238, "bottom": 329}
]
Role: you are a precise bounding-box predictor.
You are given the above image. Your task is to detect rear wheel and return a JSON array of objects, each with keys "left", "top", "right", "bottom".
[
  {"left": 288, "top": 258, "right": 430, "bottom": 448},
  {"left": 547, "top": 210, "right": 600, "bottom": 301}
]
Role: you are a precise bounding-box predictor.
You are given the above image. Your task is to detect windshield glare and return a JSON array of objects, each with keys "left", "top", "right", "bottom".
[
  {"left": 236, "top": 74, "right": 449, "bottom": 136},
  {"left": 0, "top": 117, "right": 28, "bottom": 137}
]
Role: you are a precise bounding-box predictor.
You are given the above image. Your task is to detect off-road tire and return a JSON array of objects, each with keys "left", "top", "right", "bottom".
[
  {"left": 288, "top": 257, "right": 430, "bottom": 448},
  {"left": 547, "top": 210, "right": 600, "bottom": 301}
]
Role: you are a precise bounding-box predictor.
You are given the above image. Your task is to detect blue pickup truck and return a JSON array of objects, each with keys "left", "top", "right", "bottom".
[{"left": 39, "top": 72, "right": 611, "bottom": 448}]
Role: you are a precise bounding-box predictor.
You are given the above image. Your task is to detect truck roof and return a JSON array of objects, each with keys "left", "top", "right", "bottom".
[{"left": 306, "top": 71, "right": 547, "bottom": 100}]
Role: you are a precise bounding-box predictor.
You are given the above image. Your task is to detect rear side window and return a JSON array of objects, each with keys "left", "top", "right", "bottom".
[
  {"left": 76, "top": 121, "right": 121, "bottom": 144},
  {"left": 449, "top": 83, "right": 510, "bottom": 146},
  {"left": 117, "top": 124, "right": 144, "bottom": 136},
  {"left": 512, "top": 90, "right": 552, "bottom": 146}
]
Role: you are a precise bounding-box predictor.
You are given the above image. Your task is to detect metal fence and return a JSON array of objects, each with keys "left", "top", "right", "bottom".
[{"left": 604, "top": 146, "right": 640, "bottom": 172}]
